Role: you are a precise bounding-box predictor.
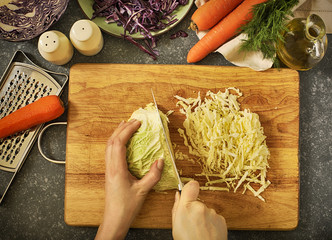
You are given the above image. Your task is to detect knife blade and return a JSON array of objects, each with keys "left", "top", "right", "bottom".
[{"left": 151, "top": 89, "right": 183, "bottom": 192}]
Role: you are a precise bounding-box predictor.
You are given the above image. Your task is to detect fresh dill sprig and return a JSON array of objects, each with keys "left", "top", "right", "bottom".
[{"left": 240, "top": 0, "right": 299, "bottom": 65}]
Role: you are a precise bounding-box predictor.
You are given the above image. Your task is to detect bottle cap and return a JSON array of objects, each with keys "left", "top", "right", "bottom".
[
  {"left": 70, "top": 19, "right": 104, "bottom": 56},
  {"left": 38, "top": 30, "right": 73, "bottom": 65},
  {"left": 38, "top": 31, "right": 60, "bottom": 53},
  {"left": 71, "top": 20, "right": 93, "bottom": 42}
]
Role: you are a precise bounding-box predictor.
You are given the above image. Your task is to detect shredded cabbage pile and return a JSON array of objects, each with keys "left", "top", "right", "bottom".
[
  {"left": 175, "top": 88, "right": 271, "bottom": 201},
  {"left": 126, "top": 103, "right": 178, "bottom": 191}
]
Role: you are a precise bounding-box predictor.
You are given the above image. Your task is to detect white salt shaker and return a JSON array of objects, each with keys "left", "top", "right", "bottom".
[
  {"left": 38, "top": 30, "right": 73, "bottom": 65},
  {"left": 70, "top": 20, "right": 104, "bottom": 56}
]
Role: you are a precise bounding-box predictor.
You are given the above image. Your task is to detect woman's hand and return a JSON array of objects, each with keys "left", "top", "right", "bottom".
[
  {"left": 172, "top": 180, "right": 228, "bottom": 240},
  {"left": 95, "top": 119, "right": 164, "bottom": 240}
]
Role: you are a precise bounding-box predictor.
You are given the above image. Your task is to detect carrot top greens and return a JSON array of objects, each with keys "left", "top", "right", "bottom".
[{"left": 240, "top": 0, "right": 299, "bottom": 65}]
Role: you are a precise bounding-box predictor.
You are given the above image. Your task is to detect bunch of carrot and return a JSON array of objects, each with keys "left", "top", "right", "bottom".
[
  {"left": 187, "top": 0, "right": 268, "bottom": 63},
  {"left": 0, "top": 95, "right": 65, "bottom": 139}
]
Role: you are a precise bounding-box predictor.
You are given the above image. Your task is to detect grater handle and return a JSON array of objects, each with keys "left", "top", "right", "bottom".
[{"left": 37, "top": 122, "right": 67, "bottom": 164}]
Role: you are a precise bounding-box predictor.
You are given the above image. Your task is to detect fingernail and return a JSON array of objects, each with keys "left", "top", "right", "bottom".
[
  {"left": 175, "top": 191, "right": 180, "bottom": 201},
  {"left": 189, "top": 180, "right": 199, "bottom": 186},
  {"left": 129, "top": 119, "right": 141, "bottom": 124},
  {"left": 157, "top": 158, "right": 164, "bottom": 170}
]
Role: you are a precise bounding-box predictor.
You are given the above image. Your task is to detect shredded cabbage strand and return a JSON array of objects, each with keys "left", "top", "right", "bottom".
[{"left": 175, "top": 88, "right": 271, "bottom": 201}]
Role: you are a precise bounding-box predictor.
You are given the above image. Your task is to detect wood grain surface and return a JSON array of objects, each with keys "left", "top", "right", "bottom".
[{"left": 65, "top": 64, "right": 299, "bottom": 230}]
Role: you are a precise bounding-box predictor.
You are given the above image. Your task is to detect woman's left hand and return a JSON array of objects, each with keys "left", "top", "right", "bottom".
[{"left": 95, "top": 119, "right": 164, "bottom": 240}]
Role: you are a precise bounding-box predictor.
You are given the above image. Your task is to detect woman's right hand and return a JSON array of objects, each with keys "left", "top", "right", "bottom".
[{"left": 172, "top": 180, "right": 228, "bottom": 240}]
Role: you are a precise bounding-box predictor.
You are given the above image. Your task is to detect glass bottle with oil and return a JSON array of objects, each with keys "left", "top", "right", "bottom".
[{"left": 277, "top": 14, "right": 328, "bottom": 71}]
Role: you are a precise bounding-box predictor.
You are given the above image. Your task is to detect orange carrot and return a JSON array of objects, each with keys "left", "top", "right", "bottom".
[
  {"left": 0, "top": 95, "right": 65, "bottom": 139},
  {"left": 187, "top": 0, "right": 268, "bottom": 63},
  {"left": 191, "top": 0, "right": 244, "bottom": 31}
]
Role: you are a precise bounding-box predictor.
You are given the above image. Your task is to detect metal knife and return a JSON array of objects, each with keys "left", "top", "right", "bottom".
[{"left": 151, "top": 89, "right": 183, "bottom": 192}]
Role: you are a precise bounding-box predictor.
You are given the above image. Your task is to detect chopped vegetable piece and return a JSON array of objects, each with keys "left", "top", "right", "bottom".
[
  {"left": 175, "top": 88, "right": 270, "bottom": 201},
  {"left": 170, "top": 30, "right": 188, "bottom": 39},
  {"left": 123, "top": 35, "right": 158, "bottom": 60}
]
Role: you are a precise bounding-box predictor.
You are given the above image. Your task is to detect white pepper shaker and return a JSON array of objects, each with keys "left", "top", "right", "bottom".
[
  {"left": 38, "top": 30, "right": 73, "bottom": 65},
  {"left": 70, "top": 19, "right": 104, "bottom": 56}
]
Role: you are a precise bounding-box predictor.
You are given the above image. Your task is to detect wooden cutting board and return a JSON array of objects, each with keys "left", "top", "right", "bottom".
[{"left": 65, "top": 64, "right": 299, "bottom": 230}]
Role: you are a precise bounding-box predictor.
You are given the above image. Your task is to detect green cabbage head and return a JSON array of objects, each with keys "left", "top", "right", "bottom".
[{"left": 127, "top": 103, "right": 178, "bottom": 191}]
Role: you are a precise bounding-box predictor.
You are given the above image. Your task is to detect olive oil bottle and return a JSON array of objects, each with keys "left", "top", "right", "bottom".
[{"left": 277, "top": 14, "right": 328, "bottom": 71}]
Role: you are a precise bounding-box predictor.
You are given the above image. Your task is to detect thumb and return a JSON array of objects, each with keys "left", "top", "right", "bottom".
[
  {"left": 172, "top": 191, "right": 180, "bottom": 223},
  {"left": 179, "top": 180, "right": 200, "bottom": 205},
  {"left": 138, "top": 158, "right": 164, "bottom": 192}
]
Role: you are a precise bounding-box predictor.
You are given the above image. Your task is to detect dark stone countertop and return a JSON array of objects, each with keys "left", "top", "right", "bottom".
[{"left": 0, "top": 1, "right": 331, "bottom": 239}]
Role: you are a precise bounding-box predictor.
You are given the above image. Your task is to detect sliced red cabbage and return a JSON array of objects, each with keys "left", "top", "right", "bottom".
[
  {"left": 123, "top": 35, "right": 158, "bottom": 60},
  {"left": 170, "top": 30, "right": 188, "bottom": 39},
  {"left": 92, "top": 0, "right": 189, "bottom": 59}
]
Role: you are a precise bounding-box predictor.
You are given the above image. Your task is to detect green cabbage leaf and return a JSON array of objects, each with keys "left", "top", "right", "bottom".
[{"left": 126, "top": 103, "right": 178, "bottom": 191}]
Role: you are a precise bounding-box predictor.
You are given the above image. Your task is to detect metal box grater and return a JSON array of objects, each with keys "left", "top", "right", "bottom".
[{"left": 0, "top": 51, "right": 68, "bottom": 204}]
